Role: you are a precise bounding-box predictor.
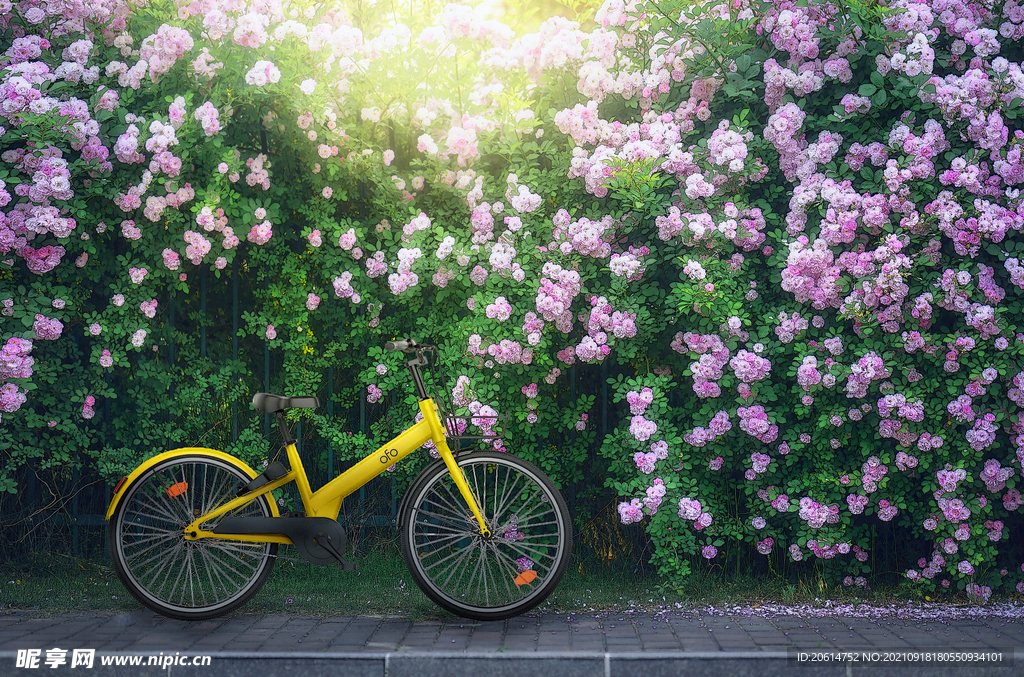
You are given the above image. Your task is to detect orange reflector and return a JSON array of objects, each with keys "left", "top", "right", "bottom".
[
  {"left": 514, "top": 570, "right": 537, "bottom": 586},
  {"left": 166, "top": 481, "right": 188, "bottom": 499}
]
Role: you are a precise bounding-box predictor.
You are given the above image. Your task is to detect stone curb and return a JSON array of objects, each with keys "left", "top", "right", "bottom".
[{"left": 2, "top": 650, "right": 1019, "bottom": 676}]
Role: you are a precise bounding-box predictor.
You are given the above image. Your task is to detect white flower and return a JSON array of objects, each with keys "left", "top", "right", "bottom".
[{"left": 683, "top": 259, "right": 706, "bottom": 280}]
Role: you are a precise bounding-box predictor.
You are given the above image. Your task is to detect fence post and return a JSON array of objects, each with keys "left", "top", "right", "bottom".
[
  {"left": 327, "top": 328, "right": 333, "bottom": 479},
  {"left": 72, "top": 465, "right": 79, "bottom": 555},
  {"left": 264, "top": 277, "right": 270, "bottom": 440},
  {"left": 200, "top": 265, "right": 207, "bottom": 360},
  {"left": 232, "top": 255, "right": 239, "bottom": 443},
  {"left": 168, "top": 295, "right": 175, "bottom": 401},
  {"left": 100, "top": 362, "right": 109, "bottom": 422},
  {"left": 391, "top": 474, "right": 397, "bottom": 525},
  {"left": 601, "top": 360, "right": 608, "bottom": 437},
  {"left": 102, "top": 366, "right": 110, "bottom": 540},
  {"left": 357, "top": 387, "right": 366, "bottom": 530}
]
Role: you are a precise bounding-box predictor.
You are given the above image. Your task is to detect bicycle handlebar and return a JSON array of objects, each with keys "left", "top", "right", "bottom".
[{"left": 384, "top": 338, "right": 434, "bottom": 353}]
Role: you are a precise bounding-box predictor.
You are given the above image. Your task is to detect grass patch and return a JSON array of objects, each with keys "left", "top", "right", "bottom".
[
  {"left": 529, "top": 560, "right": 917, "bottom": 615},
  {"left": 0, "top": 551, "right": 137, "bottom": 616},
  {"left": 0, "top": 542, "right": 1005, "bottom": 619},
  {"left": 250, "top": 540, "right": 451, "bottom": 621}
]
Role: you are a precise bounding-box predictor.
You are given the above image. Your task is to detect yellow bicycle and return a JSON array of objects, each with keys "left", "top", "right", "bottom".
[{"left": 105, "top": 339, "right": 572, "bottom": 621}]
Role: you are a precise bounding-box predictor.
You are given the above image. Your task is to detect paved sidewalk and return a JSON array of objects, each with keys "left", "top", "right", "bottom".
[{"left": 1, "top": 608, "right": 1021, "bottom": 675}]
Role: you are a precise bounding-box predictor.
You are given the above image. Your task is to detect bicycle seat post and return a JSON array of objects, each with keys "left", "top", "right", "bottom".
[{"left": 274, "top": 411, "right": 295, "bottom": 445}]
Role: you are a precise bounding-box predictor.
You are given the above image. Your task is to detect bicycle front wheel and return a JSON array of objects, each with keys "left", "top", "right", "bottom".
[
  {"left": 108, "top": 453, "right": 277, "bottom": 620},
  {"left": 399, "top": 451, "right": 572, "bottom": 620}
]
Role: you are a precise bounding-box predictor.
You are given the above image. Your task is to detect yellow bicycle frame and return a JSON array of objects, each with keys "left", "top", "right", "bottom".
[{"left": 178, "top": 397, "right": 491, "bottom": 544}]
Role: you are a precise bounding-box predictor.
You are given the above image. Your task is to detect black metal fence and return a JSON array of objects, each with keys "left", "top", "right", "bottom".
[{"left": 0, "top": 253, "right": 632, "bottom": 565}]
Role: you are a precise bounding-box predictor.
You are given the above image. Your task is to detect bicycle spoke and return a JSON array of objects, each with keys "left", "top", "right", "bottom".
[
  {"left": 202, "top": 540, "right": 271, "bottom": 559},
  {"left": 414, "top": 506, "right": 473, "bottom": 530},
  {"left": 516, "top": 517, "right": 561, "bottom": 531},
  {"left": 122, "top": 531, "right": 178, "bottom": 556},
  {"left": 421, "top": 535, "right": 476, "bottom": 575},
  {"left": 502, "top": 487, "right": 548, "bottom": 525},
  {"left": 197, "top": 543, "right": 261, "bottom": 583},
  {"left": 184, "top": 547, "right": 197, "bottom": 608},
  {"left": 479, "top": 544, "right": 495, "bottom": 607},
  {"left": 475, "top": 465, "right": 487, "bottom": 531},
  {"left": 497, "top": 540, "right": 559, "bottom": 569},
  {"left": 199, "top": 468, "right": 233, "bottom": 524},
  {"left": 434, "top": 479, "right": 471, "bottom": 520},
  {"left": 161, "top": 466, "right": 195, "bottom": 525},
  {"left": 195, "top": 544, "right": 225, "bottom": 602},
  {"left": 493, "top": 470, "right": 526, "bottom": 523},
  {"left": 414, "top": 529, "right": 469, "bottom": 550},
  {"left": 431, "top": 548, "right": 474, "bottom": 595},
  {"left": 462, "top": 541, "right": 487, "bottom": 605},
  {"left": 130, "top": 490, "right": 183, "bottom": 526},
  {"left": 483, "top": 545, "right": 514, "bottom": 606},
  {"left": 123, "top": 521, "right": 178, "bottom": 535},
  {"left": 166, "top": 545, "right": 191, "bottom": 606},
  {"left": 490, "top": 544, "right": 520, "bottom": 602},
  {"left": 186, "top": 464, "right": 198, "bottom": 531},
  {"left": 125, "top": 536, "right": 184, "bottom": 571},
  {"left": 495, "top": 481, "right": 541, "bottom": 531}
]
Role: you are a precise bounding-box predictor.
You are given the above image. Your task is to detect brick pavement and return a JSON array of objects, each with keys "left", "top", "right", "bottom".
[{"left": 1, "top": 608, "right": 1020, "bottom": 675}]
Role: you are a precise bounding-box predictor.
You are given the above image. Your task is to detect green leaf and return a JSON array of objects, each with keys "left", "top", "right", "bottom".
[
  {"left": 858, "top": 83, "right": 877, "bottom": 97},
  {"left": 871, "top": 89, "right": 887, "bottom": 106},
  {"left": 870, "top": 71, "right": 884, "bottom": 88}
]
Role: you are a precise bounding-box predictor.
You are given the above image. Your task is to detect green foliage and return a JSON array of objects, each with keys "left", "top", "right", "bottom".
[{"left": 3, "top": 0, "right": 1024, "bottom": 601}]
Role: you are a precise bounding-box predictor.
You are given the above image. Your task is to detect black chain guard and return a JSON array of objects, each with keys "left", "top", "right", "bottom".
[{"left": 213, "top": 516, "right": 349, "bottom": 566}]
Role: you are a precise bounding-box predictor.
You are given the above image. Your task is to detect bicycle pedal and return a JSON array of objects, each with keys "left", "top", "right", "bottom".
[{"left": 339, "top": 561, "right": 357, "bottom": 572}]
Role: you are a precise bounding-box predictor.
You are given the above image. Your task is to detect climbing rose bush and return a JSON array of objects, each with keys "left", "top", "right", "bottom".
[{"left": 1, "top": 0, "right": 1023, "bottom": 600}]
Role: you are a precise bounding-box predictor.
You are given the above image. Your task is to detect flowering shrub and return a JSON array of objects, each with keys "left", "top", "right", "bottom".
[
  {"left": 591, "top": 0, "right": 1024, "bottom": 597},
  {"left": 1, "top": 0, "right": 1023, "bottom": 599}
]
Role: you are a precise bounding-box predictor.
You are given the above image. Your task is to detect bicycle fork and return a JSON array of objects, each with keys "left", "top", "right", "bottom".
[{"left": 419, "top": 398, "right": 492, "bottom": 538}]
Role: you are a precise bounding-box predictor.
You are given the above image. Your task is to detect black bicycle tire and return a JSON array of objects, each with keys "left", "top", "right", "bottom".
[
  {"left": 399, "top": 450, "right": 572, "bottom": 620},
  {"left": 108, "top": 453, "right": 277, "bottom": 621}
]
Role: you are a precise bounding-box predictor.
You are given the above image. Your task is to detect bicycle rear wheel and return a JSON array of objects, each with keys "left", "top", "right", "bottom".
[
  {"left": 399, "top": 451, "right": 572, "bottom": 620},
  {"left": 108, "top": 453, "right": 277, "bottom": 620}
]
